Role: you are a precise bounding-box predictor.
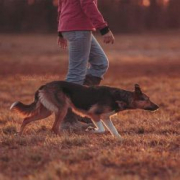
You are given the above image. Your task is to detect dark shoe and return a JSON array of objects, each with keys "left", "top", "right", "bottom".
[
  {"left": 83, "top": 74, "right": 101, "bottom": 86},
  {"left": 60, "top": 108, "right": 93, "bottom": 131}
]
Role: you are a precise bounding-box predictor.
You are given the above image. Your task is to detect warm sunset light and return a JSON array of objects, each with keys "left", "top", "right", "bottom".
[
  {"left": 53, "top": 0, "right": 58, "bottom": 6},
  {"left": 164, "top": 0, "right": 170, "bottom": 3},
  {"left": 27, "top": 0, "right": 35, "bottom": 5},
  {"left": 143, "top": 0, "right": 150, "bottom": 7},
  {"left": 142, "top": 0, "right": 169, "bottom": 7},
  {"left": 0, "top": 0, "right": 180, "bottom": 180}
]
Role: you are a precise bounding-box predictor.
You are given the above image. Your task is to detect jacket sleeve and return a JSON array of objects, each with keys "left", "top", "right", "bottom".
[
  {"left": 80, "top": 0, "right": 108, "bottom": 30},
  {"left": 57, "top": 0, "right": 63, "bottom": 37},
  {"left": 57, "top": 0, "right": 62, "bottom": 22}
]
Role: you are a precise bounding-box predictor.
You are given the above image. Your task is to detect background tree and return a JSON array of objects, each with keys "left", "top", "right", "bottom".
[
  {"left": 0, "top": 0, "right": 179, "bottom": 33},
  {"left": 167, "top": 0, "right": 180, "bottom": 28}
]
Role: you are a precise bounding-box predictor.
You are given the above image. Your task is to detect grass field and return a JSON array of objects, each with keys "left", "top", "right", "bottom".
[{"left": 0, "top": 33, "right": 180, "bottom": 180}]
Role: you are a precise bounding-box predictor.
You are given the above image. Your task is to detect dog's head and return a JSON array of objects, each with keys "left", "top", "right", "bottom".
[{"left": 131, "top": 84, "right": 159, "bottom": 111}]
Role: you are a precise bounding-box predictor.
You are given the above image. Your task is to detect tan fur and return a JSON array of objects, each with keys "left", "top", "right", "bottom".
[
  {"left": 135, "top": 100, "right": 154, "bottom": 109},
  {"left": 10, "top": 82, "right": 159, "bottom": 136},
  {"left": 38, "top": 90, "right": 59, "bottom": 113},
  {"left": 19, "top": 104, "right": 51, "bottom": 135},
  {"left": 88, "top": 104, "right": 99, "bottom": 114},
  {"left": 11, "top": 101, "right": 41, "bottom": 118},
  {"left": 51, "top": 106, "right": 68, "bottom": 134},
  {"left": 69, "top": 102, "right": 90, "bottom": 118}
]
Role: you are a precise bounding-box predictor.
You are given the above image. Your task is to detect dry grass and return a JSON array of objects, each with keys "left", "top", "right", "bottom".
[{"left": 0, "top": 32, "right": 180, "bottom": 180}]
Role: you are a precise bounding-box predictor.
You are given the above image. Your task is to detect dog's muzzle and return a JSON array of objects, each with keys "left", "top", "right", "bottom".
[{"left": 144, "top": 104, "right": 159, "bottom": 111}]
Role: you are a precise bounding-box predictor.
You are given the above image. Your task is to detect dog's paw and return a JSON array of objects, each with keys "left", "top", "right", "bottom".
[
  {"left": 114, "top": 134, "right": 123, "bottom": 141},
  {"left": 85, "top": 126, "right": 94, "bottom": 131},
  {"left": 85, "top": 126, "right": 105, "bottom": 134}
]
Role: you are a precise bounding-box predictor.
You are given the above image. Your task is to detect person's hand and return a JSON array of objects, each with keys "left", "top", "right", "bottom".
[
  {"left": 103, "top": 31, "right": 115, "bottom": 44},
  {"left": 57, "top": 37, "right": 67, "bottom": 49}
]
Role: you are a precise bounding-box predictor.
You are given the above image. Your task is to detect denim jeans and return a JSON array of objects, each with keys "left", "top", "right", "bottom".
[{"left": 62, "top": 31, "right": 109, "bottom": 85}]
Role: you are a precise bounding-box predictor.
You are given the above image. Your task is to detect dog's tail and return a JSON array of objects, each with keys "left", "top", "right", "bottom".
[{"left": 10, "top": 88, "right": 41, "bottom": 117}]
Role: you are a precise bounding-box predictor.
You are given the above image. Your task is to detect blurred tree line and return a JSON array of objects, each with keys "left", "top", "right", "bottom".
[{"left": 0, "top": 0, "right": 180, "bottom": 33}]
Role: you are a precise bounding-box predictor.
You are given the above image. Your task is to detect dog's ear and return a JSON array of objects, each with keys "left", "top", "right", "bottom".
[
  {"left": 134, "top": 84, "right": 142, "bottom": 96},
  {"left": 116, "top": 101, "right": 127, "bottom": 110}
]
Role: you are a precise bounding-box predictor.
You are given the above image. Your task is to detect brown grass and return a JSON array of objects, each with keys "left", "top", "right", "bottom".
[{"left": 0, "top": 33, "right": 180, "bottom": 180}]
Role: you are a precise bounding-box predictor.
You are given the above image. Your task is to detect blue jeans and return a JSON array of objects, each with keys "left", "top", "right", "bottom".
[{"left": 62, "top": 31, "right": 109, "bottom": 85}]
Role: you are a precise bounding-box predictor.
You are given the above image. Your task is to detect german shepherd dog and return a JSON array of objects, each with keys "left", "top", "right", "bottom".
[{"left": 10, "top": 81, "right": 159, "bottom": 138}]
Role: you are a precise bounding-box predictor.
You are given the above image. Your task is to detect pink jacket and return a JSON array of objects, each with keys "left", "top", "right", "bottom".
[{"left": 58, "top": 0, "right": 108, "bottom": 33}]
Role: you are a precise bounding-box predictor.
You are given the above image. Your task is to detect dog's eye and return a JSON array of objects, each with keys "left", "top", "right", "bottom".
[
  {"left": 140, "top": 97, "right": 149, "bottom": 101},
  {"left": 139, "top": 97, "right": 148, "bottom": 101}
]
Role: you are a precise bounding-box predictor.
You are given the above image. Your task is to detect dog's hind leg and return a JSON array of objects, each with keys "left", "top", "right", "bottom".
[
  {"left": 51, "top": 107, "right": 68, "bottom": 134},
  {"left": 102, "top": 116, "right": 122, "bottom": 139},
  {"left": 19, "top": 105, "right": 52, "bottom": 135}
]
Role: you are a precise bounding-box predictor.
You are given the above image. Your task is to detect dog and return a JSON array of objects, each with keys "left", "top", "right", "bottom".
[{"left": 10, "top": 81, "right": 159, "bottom": 138}]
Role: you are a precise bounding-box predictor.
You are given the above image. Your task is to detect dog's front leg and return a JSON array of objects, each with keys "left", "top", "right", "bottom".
[
  {"left": 86, "top": 115, "right": 105, "bottom": 134},
  {"left": 90, "top": 120, "right": 105, "bottom": 134},
  {"left": 102, "top": 116, "right": 122, "bottom": 139}
]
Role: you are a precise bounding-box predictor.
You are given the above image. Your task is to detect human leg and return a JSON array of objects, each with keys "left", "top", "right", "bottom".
[
  {"left": 62, "top": 31, "right": 92, "bottom": 85},
  {"left": 87, "top": 35, "right": 109, "bottom": 79}
]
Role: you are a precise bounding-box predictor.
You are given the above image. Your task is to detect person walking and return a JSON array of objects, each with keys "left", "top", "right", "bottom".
[{"left": 57, "top": 0, "right": 115, "bottom": 129}]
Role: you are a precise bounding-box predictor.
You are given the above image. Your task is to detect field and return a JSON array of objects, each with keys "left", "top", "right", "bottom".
[{"left": 0, "top": 33, "right": 180, "bottom": 180}]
